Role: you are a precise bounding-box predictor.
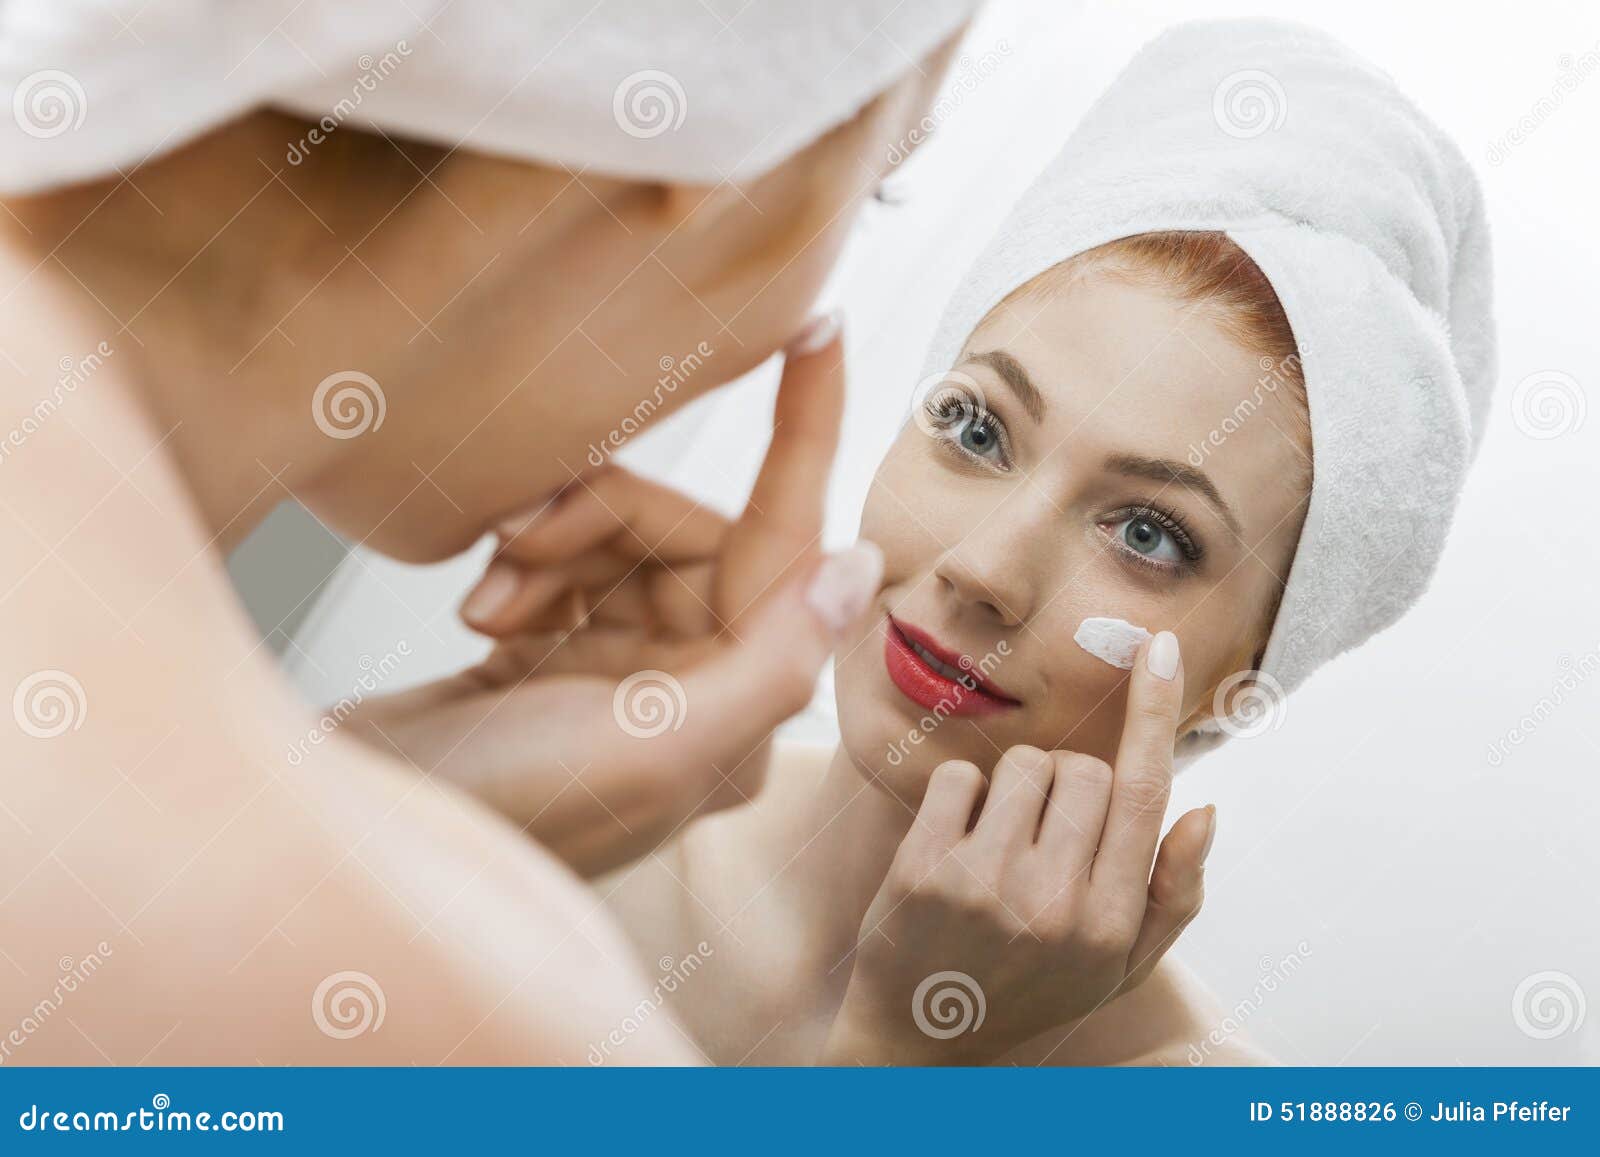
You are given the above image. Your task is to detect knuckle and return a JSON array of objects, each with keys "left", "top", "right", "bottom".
[
  {"left": 1081, "top": 918, "right": 1136, "bottom": 958},
  {"left": 1002, "top": 744, "right": 1054, "bottom": 781},
  {"left": 1058, "top": 752, "right": 1113, "bottom": 788},
  {"left": 765, "top": 660, "right": 819, "bottom": 717},
  {"left": 1118, "top": 769, "right": 1172, "bottom": 816},
  {"left": 931, "top": 759, "right": 985, "bottom": 794}
]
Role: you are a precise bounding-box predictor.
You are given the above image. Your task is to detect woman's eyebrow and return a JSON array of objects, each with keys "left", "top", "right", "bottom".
[
  {"left": 1104, "top": 452, "right": 1243, "bottom": 536},
  {"left": 961, "top": 350, "right": 1046, "bottom": 423}
]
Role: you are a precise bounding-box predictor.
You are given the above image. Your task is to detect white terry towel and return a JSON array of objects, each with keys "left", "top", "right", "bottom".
[
  {"left": 921, "top": 20, "right": 1496, "bottom": 759},
  {"left": 0, "top": 0, "right": 979, "bottom": 195}
]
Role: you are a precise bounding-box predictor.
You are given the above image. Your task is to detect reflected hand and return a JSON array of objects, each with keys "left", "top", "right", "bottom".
[
  {"left": 351, "top": 320, "right": 879, "bottom": 876},
  {"left": 822, "top": 633, "right": 1212, "bottom": 1064}
]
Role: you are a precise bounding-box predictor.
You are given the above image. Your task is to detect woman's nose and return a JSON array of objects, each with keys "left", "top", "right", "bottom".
[{"left": 933, "top": 529, "right": 1039, "bottom": 627}]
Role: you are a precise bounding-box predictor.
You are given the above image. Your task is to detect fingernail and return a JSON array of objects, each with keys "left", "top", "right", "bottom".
[
  {"left": 1200, "top": 804, "right": 1217, "bottom": 864},
  {"left": 785, "top": 310, "right": 842, "bottom": 357},
  {"left": 1147, "top": 630, "right": 1180, "bottom": 680},
  {"left": 462, "top": 562, "right": 519, "bottom": 625},
  {"left": 805, "top": 541, "right": 883, "bottom": 635}
]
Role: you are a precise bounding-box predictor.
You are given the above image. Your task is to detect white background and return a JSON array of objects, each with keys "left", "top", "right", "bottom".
[{"left": 272, "top": 0, "right": 1600, "bottom": 1064}]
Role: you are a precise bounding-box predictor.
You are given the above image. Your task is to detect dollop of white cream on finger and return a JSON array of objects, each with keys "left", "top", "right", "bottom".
[{"left": 1073, "top": 616, "right": 1153, "bottom": 670}]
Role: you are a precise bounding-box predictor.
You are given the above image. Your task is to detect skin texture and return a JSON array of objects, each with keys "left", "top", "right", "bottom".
[
  {"left": 0, "top": 38, "right": 959, "bottom": 1062},
  {"left": 484, "top": 267, "right": 1310, "bottom": 1063},
  {"left": 838, "top": 273, "right": 1310, "bottom": 807}
]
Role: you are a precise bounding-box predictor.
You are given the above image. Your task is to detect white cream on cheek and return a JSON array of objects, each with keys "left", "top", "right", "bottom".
[{"left": 1073, "top": 616, "right": 1153, "bottom": 670}]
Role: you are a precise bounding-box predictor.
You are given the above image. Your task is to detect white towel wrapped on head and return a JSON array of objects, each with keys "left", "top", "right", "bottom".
[
  {"left": 0, "top": 0, "right": 979, "bottom": 194},
  {"left": 921, "top": 19, "right": 1496, "bottom": 759}
]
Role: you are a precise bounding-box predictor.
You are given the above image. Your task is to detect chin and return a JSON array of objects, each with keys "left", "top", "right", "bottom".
[{"left": 833, "top": 640, "right": 1018, "bottom": 808}]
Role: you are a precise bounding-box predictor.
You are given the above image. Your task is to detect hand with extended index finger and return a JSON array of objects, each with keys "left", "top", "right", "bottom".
[
  {"left": 821, "top": 631, "right": 1214, "bottom": 1065},
  {"left": 340, "top": 315, "right": 885, "bottom": 878}
]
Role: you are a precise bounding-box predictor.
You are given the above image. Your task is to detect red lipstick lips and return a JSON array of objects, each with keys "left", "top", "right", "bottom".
[{"left": 882, "top": 615, "right": 1020, "bottom": 716}]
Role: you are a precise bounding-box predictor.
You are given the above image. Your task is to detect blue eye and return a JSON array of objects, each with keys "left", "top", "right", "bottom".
[
  {"left": 1106, "top": 514, "right": 1186, "bottom": 565},
  {"left": 925, "top": 388, "right": 1009, "bottom": 466}
]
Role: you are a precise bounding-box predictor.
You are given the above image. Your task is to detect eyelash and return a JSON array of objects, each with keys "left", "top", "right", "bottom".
[
  {"left": 922, "top": 389, "right": 1204, "bottom": 577},
  {"left": 1100, "top": 505, "right": 1204, "bottom": 576},
  {"left": 923, "top": 388, "right": 1014, "bottom": 471}
]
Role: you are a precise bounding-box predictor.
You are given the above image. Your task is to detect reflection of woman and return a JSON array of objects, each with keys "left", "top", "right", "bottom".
[
  {"left": 470, "top": 22, "right": 1496, "bottom": 1063},
  {"left": 0, "top": 4, "right": 976, "bottom": 1062}
]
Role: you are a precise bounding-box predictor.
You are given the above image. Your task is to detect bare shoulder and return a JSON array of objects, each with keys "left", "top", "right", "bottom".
[{"left": 0, "top": 258, "right": 689, "bottom": 1065}]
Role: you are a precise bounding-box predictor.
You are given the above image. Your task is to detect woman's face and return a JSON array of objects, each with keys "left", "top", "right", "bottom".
[
  {"left": 297, "top": 39, "right": 963, "bottom": 563},
  {"left": 835, "top": 271, "right": 1311, "bottom": 805}
]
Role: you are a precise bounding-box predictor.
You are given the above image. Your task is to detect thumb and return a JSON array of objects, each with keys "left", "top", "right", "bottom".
[{"left": 671, "top": 541, "right": 882, "bottom": 769}]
